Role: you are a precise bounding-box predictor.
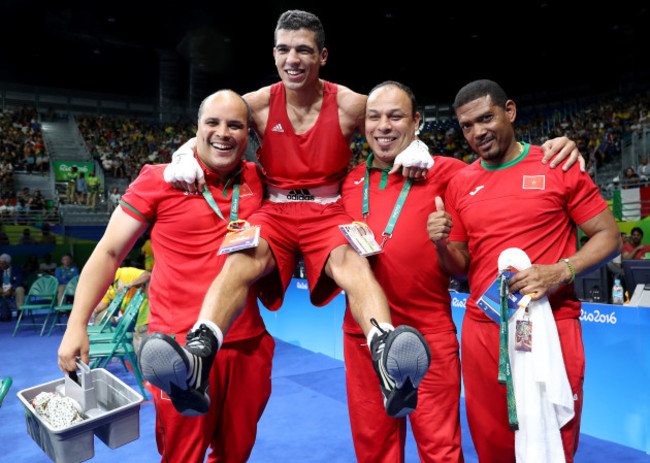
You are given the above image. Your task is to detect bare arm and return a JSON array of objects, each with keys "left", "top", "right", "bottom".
[
  {"left": 57, "top": 208, "right": 148, "bottom": 372},
  {"left": 336, "top": 85, "right": 367, "bottom": 141},
  {"left": 436, "top": 240, "right": 471, "bottom": 280},
  {"left": 621, "top": 245, "right": 641, "bottom": 260},
  {"left": 243, "top": 86, "right": 271, "bottom": 141},
  {"left": 509, "top": 208, "right": 623, "bottom": 300}
]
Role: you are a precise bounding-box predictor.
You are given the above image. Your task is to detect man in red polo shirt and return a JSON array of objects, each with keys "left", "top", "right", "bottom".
[
  {"left": 341, "top": 81, "right": 466, "bottom": 462},
  {"left": 58, "top": 90, "right": 274, "bottom": 463},
  {"left": 428, "top": 79, "right": 621, "bottom": 463}
]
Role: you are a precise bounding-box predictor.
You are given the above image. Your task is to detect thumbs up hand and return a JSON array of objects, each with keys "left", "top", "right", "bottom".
[
  {"left": 435, "top": 196, "right": 445, "bottom": 212},
  {"left": 427, "top": 196, "right": 453, "bottom": 247}
]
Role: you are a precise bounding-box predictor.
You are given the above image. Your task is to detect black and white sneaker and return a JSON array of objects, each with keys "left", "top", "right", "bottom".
[
  {"left": 369, "top": 318, "right": 431, "bottom": 418},
  {"left": 138, "top": 324, "right": 219, "bottom": 416}
]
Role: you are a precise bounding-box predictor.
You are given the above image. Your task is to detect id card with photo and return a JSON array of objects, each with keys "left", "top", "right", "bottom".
[
  {"left": 515, "top": 319, "right": 533, "bottom": 352},
  {"left": 218, "top": 226, "right": 261, "bottom": 255},
  {"left": 339, "top": 223, "right": 383, "bottom": 257}
]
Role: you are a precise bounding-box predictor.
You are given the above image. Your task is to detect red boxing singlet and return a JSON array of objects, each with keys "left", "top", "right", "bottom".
[{"left": 257, "top": 81, "right": 353, "bottom": 189}]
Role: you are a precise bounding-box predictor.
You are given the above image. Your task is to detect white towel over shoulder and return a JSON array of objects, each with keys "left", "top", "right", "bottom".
[{"left": 498, "top": 248, "right": 575, "bottom": 463}]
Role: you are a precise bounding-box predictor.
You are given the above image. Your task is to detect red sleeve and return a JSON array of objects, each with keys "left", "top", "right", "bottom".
[
  {"left": 564, "top": 166, "right": 608, "bottom": 225},
  {"left": 119, "top": 164, "right": 166, "bottom": 223}
]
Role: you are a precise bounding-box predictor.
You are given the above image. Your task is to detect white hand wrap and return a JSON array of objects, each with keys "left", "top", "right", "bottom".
[
  {"left": 393, "top": 139, "right": 434, "bottom": 170},
  {"left": 163, "top": 138, "right": 203, "bottom": 184}
]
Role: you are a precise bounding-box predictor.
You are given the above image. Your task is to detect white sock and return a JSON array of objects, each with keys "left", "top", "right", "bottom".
[
  {"left": 192, "top": 320, "right": 224, "bottom": 351},
  {"left": 367, "top": 322, "right": 395, "bottom": 351}
]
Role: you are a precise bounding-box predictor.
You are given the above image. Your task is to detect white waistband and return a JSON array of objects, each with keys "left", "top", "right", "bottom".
[{"left": 266, "top": 184, "right": 341, "bottom": 204}]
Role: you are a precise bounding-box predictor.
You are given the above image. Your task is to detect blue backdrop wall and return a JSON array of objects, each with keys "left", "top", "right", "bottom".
[{"left": 260, "top": 280, "right": 650, "bottom": 454}]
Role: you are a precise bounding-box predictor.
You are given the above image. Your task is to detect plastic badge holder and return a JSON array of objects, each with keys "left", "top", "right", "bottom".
[{"left": 17, "top": 360, "right": 144, "bottom": 463}]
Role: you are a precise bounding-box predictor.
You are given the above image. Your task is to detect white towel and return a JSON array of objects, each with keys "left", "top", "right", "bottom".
[{"left": 498, "top": 248, "right": 575, "bottom": 463}]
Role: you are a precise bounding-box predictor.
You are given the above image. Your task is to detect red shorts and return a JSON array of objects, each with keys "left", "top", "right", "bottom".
[
  {"left": 344, "top": 331, "right": 463, "bottom": 463},
  {"left": 461, "top": 316, "right": 584, "bottom": 463},
  {"left": 249, "top": 199, "right": 351, "bottom": 310},
  {"left": 152, "top": 332, "right": 274, "bottom": 463}
]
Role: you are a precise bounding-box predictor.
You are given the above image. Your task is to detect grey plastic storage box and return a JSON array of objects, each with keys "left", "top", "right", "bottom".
[{"left": 17, "top": 365, "right": 144, "bottom": 463}]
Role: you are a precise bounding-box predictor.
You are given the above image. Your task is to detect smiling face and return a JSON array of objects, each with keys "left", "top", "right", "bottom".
[
  {"left": 273, "top": 28, "right": 327, "bottom": 92},
  {"left": 195, "top": 91, "right": 249, "bottom": 177},
  {"left": 456, "top": 95, "right": 518, "bottom": 165},
  {"left": 365, "top": 85, "right": 420, "bottom": 169}
]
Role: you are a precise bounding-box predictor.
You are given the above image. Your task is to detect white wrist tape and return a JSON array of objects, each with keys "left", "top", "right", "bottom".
[{"left": 394, "top": 139, "right": 434, "bottom": 169}]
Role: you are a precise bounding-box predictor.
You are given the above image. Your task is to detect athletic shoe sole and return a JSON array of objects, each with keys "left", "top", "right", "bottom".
[
  {"left": 383, "top": 325, "right": 431, "bottom": 418},
  {"left": 138, "top": 332, "right": 209, "bottom": 416}
]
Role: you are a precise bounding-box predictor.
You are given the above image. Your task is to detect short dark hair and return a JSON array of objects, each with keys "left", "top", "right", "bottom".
[
  {"left": 368, "top": 81, "right": 418, "bottom": 118},
  {"left": 453, "top": 79, "right": 509, "bottom": 111},
  {"left": 275, "top": 10, "right": 325, "bottom": 51},
  {"left": 631, "top": 227, "right": 644, "bottom": 237}
]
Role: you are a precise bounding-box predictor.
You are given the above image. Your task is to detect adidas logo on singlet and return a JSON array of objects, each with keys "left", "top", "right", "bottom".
[
  {"left": 287, "top": 189, "right": 315, "bottom": 201},
  {"left": 271, "top": 123, "right": 284, "bottom": 132}
]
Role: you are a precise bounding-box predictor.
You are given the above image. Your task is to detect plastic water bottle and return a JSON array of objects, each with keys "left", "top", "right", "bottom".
[{"left": 612, "top": 279, "right": 624, "bottom": 305}]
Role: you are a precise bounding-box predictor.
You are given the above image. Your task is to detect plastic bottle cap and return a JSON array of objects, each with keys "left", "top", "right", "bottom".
[{"left": 615, "top": 279, "right": 620, "bottom": 284}]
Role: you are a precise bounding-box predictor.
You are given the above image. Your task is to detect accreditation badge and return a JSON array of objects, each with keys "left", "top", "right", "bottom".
[
  {"left": 218, "top": 222, "right": 260, "bottom": 255},
  {"left": 339, "top": 222, "right": 383, "bottom": 257},
  {"left": 515, "top": 319, "right": 532, "bottom": 352}
]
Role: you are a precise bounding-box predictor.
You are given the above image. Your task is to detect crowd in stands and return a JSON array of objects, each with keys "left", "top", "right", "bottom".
[
  {"left": 77, "top": 115, "right": 195, "bottom": 182},
  {"left": 0, "top": 186, "right": 58, "bottom": 226},
  {"left": 0, "top": 107, "right": 48, "bottom": 177},
  {"left": 1, "top": 88, "right": 648, "bottom": 229},
  {"left": 0, "top": 107, "right": 57, "bottom": 224}
]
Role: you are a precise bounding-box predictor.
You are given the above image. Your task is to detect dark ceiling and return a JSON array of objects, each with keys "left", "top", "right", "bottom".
[{"left": 1, "top": 1, "right": 648, "bottom": 106}]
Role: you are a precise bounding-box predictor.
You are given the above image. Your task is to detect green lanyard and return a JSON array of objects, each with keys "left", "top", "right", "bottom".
[
  {"left": 201, "top": 182, "right": 240, "bottom": 223},
  {"left": 362, "top": 155, "right": 412, "bottom": 247},
  {"left": 498, "top": 274, "right": 519, "bottom": 431}
]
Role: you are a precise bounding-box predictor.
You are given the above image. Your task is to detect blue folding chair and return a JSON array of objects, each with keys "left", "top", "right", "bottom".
[
  {"left": 86, "top": 287, "right": 126, "bottom": 335},
  {"left": 88, "top": 288, "right": 148, "bottom": 399},
  {"left": 12, "top": 275, "right": 59, "bottom": 337}
]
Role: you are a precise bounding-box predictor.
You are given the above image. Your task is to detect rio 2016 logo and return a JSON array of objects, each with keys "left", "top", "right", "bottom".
[
  {"left": 580, "top": 309, "right": 617, "bottom": 324},
  {"left": 451, "top": 297, "right": 467, "bottom": 308}
]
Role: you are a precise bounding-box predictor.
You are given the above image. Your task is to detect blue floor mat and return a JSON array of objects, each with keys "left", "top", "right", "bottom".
[{"left": 1, "top": 321, "right": 648, "bottom": 462}]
